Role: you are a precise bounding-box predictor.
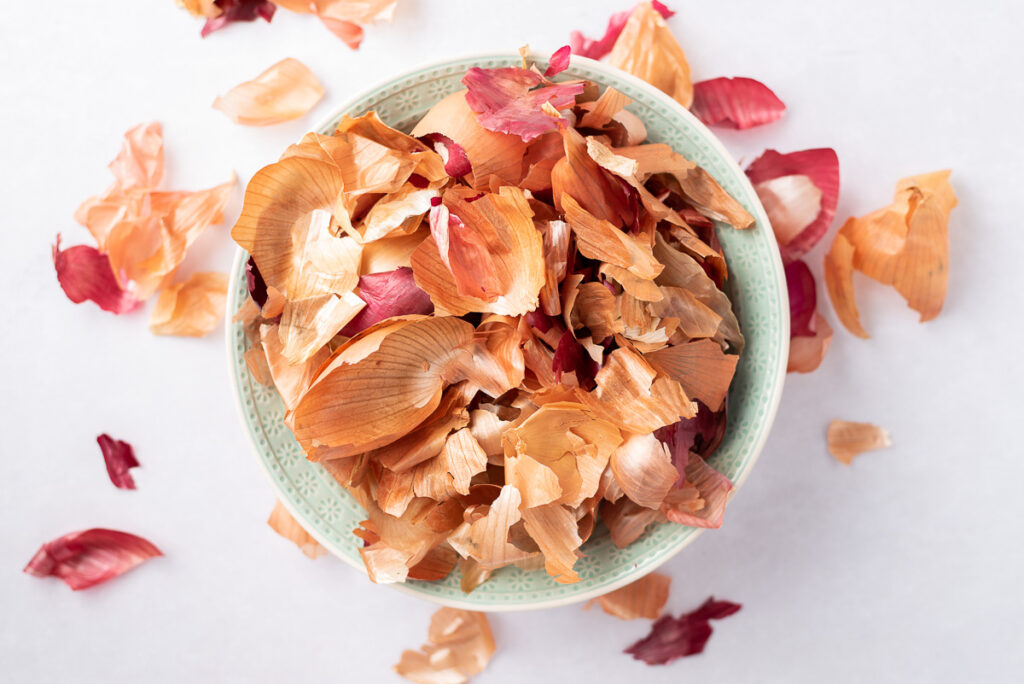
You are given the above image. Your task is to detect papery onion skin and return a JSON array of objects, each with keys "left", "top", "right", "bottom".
[
  {"left": 200, "top": 0, "right": 276, "bottom": 37},
  {"left": 213, "top": 58, "right": 324, "bottom": 126},
  {"left": 340, "top": 267, "right": 433, "bottom": 336},
  {"left": 691, "top": 77, "right": 785, "bottom": 130},
  {"left": 569, "top": 1, "right": 675, "bottom": 60},
  {"left": 591, "top": 571, "right": 671, "bottom": 620},
  {"left": 52, "top": 236, "right": 140, "bottom": 315},
  {"left": 746, "top": 148, "right": 840, "bottom": 261},
  {"left": 785, "top": 260, "right": 818, "bottom": 337},
  {"left": 545, "top": 45, "right": 572, "bottom": 77},
  {"left": 97, "top": 434, "right": 140, "bottom": 490},
  {"left": 462, "top": 66, "right": 585, "bottom": 142},
  {"left": 23, "top": 528, "right": 162, "bottom": 590},
  {"left": 625, "top": 596, "right": 741, "bottom": 665}
]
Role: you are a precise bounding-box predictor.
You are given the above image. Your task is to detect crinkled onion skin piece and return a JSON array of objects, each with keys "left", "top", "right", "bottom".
[
  {"left": 545, "top": 45, "right": 572, "bottom": 76},
  {"left": 824, "top": 231, "right": 866, "bottom": 337},
  {"left": 199, "top": 0, "right": 275, "bottom": 37},
  {"left": 610, "top": 433, "right": 678, "bottom": 509},
  {"left": 617, "top": 143, "right": 754, "bottom": 229},
  {"left": 74, "top": 123, "right": 234, "bottom": 306},
  {"left": 411, "top": 187, "right": 545, "bottom": 317},
  {"left": 462, "top": 66, "right": 584, "bottom": 142},
  {"left": 150, "top": 272, "right": 229, "bottom": 337},
  {"left": 521, "top": 503, "right": 584, "bottom": 583},
  {"left": 608, "top": 1, "right": 693, "bottom": 108},
  {"left": 785, "top": 259, "right": 818, "bottom": 337},
  {"left": 827, "top": 170, "right": 956, "bottom": 335},
  {"left": 582, "top": 347, "right": 696, "bottom": 433},
  {"left": 578, "top": 86, "right": 632, "bottom": 130},
  {"left": 231, "top": 156, "right": 345, "bottom": 298},
  {"left": 394, "top": 607, "right": 496, "bottom": 683},
  {"left": 788, "top": 313, "right": 833, "bottom": 374},
  {"left": 52, "top": 236, "right": 140, "bottom": 315},
  {"left": 504, "top": 402, "right": 623, "bottom": 510},
  {"left": 827, "top": 420, "right": 891, "bottom": 465},
  {"left": 213, "top": 58, "right": 324, "bottom": 126},
  {"left": 291, "top": 316, "right": 475, "bottom": 455},
  {"left": 97, "top": 434, "right": 140, "bottom": 490},
  {"left": 746, "top": 148, "right": 840, "bottom": 261},
  {"left": 267, "top": 500, "right": 327, "bottom": 559},
  {"left": 569, "top": 1, "right": 675, "bottom": 60},
  {"left": 340, "top": 267, "right": 433, "bottom": 336},
  {"left": 625, "top": 596, "right": 741, "bottom": 665},
  {"left": 23, "top": 528, "right": 162, "bottom": 590},
  {"left": 662, "top": 452, "right": 733, "bottom": 529},
  {"left": 601, "top": 497, "right": 660, "bottom": 548},
  {"left": 259, "top": 323, "right": 331, "bottom": 411},
  {"left": 562, "top": 194, "right": 662, "bottom": 280},
  {"left": 411, "top": 91, "right": 527, "bottom": 188},
  {"left": 103, "top": 175, "right": 235, "bottom": 300},
  {"left": 756, "top": 175, "right": 822, "bottom": 251},
  {"left": 654, "top": 232, "right": 743, "bottom": 350},
  {"left": 691, "top": 77, "right": 786, "bottom": 130},
  {"left": 319, "top": 16, "right": 362, "bottom": 48},
  {"left": 590, "top": 571, "right": 670, "bottom": 620},
  {"left": 107, "top": 121, "right": 163, "bottom": 189},
  {"left": 644, "top": 339, "right": 738, "bottom": 411}
]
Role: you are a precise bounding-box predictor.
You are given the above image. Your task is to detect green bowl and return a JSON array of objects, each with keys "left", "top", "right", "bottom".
[{"left": 226, "top": 53, "right": 789, "bottom": 611}]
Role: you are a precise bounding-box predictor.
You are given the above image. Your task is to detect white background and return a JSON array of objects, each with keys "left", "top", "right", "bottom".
[{"left": 2, "top": 1, "right": 1022, "bottom": 682}]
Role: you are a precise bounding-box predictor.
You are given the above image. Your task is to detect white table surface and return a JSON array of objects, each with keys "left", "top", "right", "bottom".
[{"left": 3, "top": 1, "right": 1023, "bottom": 682}]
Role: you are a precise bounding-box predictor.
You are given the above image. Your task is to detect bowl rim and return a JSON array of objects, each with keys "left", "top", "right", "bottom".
[{"left": 225, "top": 50, "right": 789, "bottom": 611}]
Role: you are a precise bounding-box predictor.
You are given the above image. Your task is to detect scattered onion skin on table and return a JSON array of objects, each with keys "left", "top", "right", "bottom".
[
  {"left": 213, "top": 58, "right": 325, "bottom": 126},
  {"left": 744, "top": 148, "right": 841, "bottom": 375},
  {"left": 23, "top": 529, "right": 162, "bottom": 591},
  {"left": 150, "top": 272, "right": 231, "bottom": 337},
  {"left": 267, "top": 501, "right": 328, "bottom": 558},
  {"left": 178, "top": 0, "right": 398, "bottom": 47},
  {"left": 52, "top": 236, "right": 140, "bottom": 315},
  {"left": 30, "top": 0, "right": 956, "bottom": 675},
  {"left": 826, "top": 420, "right": 892, "bottom": 465},
  {"left": 53, "top": 122, "right": 236, "bottom": 336},
  {"left": 824, "top": 171, "right": 957, "bottom": 338},
  {"left": 690, "top": 77, "right": 786, "bottom": 130},
  {"left": 97, "top": 434, "right": 141, "bottom": 490},
  {"left": 586, "top": 570, "right": 671, "bottom": 620},
  {"left": 625, "top": 596, "right": 742, "bottom": 665},
  {"left": 395, "top": 607, "right": 496, "bottom": 683},
  {"left": 234, "top": 39, "right": 758, "bottom": 591}
]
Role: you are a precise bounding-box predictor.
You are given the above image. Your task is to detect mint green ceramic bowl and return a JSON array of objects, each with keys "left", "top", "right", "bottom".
[{"left": 226, "top": 53, "right": 788, "bottom": 611}]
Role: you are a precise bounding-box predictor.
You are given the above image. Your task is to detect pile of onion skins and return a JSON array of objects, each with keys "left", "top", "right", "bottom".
[{"left": 234, "top": 55, "right": 755, "bottom": 590}]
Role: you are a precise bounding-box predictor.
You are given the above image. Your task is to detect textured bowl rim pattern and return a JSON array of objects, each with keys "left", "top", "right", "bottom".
[{"left": 225, "top": 52, "right": 789, "bottom": 611}]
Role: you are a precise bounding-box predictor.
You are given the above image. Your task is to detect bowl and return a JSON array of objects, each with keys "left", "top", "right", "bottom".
[{"left": 226, "top": 52, "right": 789, "bottom": 611}]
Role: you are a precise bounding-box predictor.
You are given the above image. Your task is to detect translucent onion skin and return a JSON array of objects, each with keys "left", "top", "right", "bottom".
[{"left": 23, "top": 529, "right": 162, "bottom": 590}]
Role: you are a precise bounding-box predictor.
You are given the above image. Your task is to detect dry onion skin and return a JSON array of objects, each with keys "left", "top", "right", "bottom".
[
  {"left": 149, "top": 272, "right": 230, "bottom": 337},
  {"left": 588, "top": 571, "right": 671, "bottom": 620},
  {"left": 233, "top": 50, "right": 751, "bottom": 589},
  {"left": 826, "top": 420, "right": 891, "bottom": 465},
  {"left": 182, "top": 0, "right": 396, "bottom": 47},
  {"left": 825, "top": 171, "right": 957, "bottom": 338},
  {"left": 213, "top": 58, "right": 325, "bottom": 126},
  {"left": 267, "top": 500, "right": 328, "bottom": 559},
  {"left": 395, "top": 607, "right": 496, "bottom": 683},
  {"left": 57, "top": 122, "right": 235, "bottom": 325},
  {"left": 23, "top": 528, "right": 162, "bottom": 591},
  {"left": 97, "top": 434, "right": 140, "bottom": 490}
]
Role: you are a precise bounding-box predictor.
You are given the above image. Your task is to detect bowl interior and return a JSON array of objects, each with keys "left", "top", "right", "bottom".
[{"left": 227, "top": 53, "right": 788, "bottom": 611}]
